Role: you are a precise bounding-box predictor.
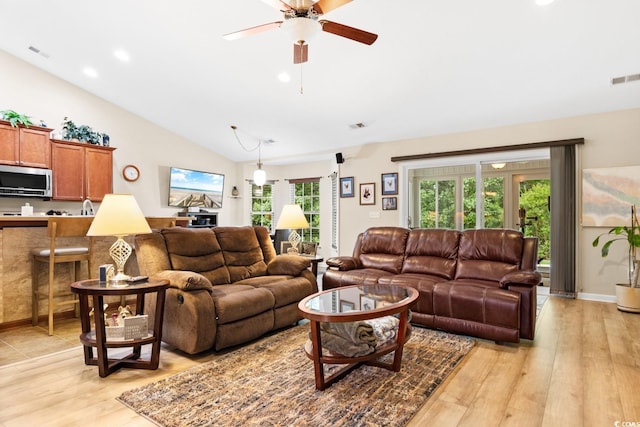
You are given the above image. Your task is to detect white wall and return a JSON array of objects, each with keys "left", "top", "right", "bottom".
[{"left": 0, "top": 50, "right": 239, "bottom": 224}]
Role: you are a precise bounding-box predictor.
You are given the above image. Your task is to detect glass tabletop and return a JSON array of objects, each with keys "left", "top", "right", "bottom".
[{"left": 303, "top": 285, "right": 413, "bottom": 315}]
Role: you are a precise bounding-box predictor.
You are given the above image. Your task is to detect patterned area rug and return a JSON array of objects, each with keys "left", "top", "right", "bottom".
[{"left": 117, "top": 325, "right": 475, "bottom": 427}]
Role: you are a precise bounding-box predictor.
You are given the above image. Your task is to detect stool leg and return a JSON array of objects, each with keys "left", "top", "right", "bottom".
[
  {"left": 48, "top": 259, "right": 55, "bottom": 336},
  {"left": 74, "top": 261, "right": 81, "bottom": 317},
  {"left": 31, "top": 257, "right": 39, "bottom": 326}
]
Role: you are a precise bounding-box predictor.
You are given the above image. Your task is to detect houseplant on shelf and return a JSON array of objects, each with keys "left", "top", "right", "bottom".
[
  {"left": 592, "top": 204, "right": 640, "bottom": 313},
  {"left": 1, "top": 109, "right": 32, "bottom": 127},
  {"left": 61, "top": 117, "right": 105, "bottom": 145}
]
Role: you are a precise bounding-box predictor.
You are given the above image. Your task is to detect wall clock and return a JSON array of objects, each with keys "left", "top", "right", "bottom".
[{"left": 123, "top": 164, "right": 140, "bottom": 182}]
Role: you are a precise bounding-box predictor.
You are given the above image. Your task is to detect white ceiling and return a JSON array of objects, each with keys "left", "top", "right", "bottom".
[{"left": 1, "top": 0, "right": 639, "bottom": 164}]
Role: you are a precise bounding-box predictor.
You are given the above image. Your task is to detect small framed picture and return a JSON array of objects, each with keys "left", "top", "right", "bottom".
[
  {"left": 340, "top": 176, "right": 354, "bottom": 198},
  {"left": 360, "top": 183, "right": 375, "bottom": 205},
  {"left": 381, "top": 172, "right": 398, "bottom": 195},
  {"left": 360, "top": 295, "right": 376, "bottom": 311},
  {"left": 340, "top": 300, "right": 355, "bottom": 312},
  {"left": 382, "top": 196, "right": 397, "bottom": 211}
]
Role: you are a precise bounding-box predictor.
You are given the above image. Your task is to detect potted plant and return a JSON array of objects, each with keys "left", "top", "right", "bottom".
[
  {"left": 1, "top": 109, "right": 33, "bottom": 127},
  {"left": 61, "top": 117, "right": 106, "bottom": 145},
  {"left": 592, "top": 204, "right": 640, "bottom": 313}
]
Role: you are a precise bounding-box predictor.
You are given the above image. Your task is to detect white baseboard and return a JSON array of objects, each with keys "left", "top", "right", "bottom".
[{"left": 577, "top": 292, "right": 616, "bottom": 303}]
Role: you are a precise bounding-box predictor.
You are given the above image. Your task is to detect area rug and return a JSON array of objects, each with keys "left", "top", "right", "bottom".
[{"left": 117, "top": 325, "right": 475, "bottom": 427}]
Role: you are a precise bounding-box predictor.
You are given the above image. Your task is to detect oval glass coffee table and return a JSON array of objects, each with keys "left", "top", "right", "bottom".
[{"left": 298, "top": 284, "right": 418, "bottom": 390}]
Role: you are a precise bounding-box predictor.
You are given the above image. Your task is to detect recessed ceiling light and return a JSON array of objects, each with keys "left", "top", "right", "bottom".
[
  {"left": 278, "top": 72, "right": 291, "bottom": 83},
  {"left": 114, "top": 49, "right": 130, "bottom": 62},
  {"left": 83, "top": 67, "right": 98, "bottom": 78},
  {"left": 535, "top": 0, "right": 555, "bottom": 5}
]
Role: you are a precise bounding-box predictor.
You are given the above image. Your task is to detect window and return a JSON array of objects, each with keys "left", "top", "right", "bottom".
[
  {"left": 290, "top": 179, "right": 320, "bottom": 242},
  {"left": 250, "top": 183, "right": 274, "bottom": 231}
]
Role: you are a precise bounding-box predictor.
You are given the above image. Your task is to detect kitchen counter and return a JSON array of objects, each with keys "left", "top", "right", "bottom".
[{"left": 0, "top": 216, "right": 188, "bottom": 327}]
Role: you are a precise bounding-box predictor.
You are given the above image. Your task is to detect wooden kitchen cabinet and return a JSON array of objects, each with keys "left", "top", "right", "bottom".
[
  {"left": 51, "top": 139, "right": 115, "bottom": 201},
  {"left": 0, "top": 120, "right": 53, "bottom": 168}
]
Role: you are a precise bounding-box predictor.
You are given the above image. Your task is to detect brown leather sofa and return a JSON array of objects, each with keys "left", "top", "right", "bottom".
[
  {"left": 134, "top": 226, "right": 318, "bottom": 354},
  {"left": 323, "top": 227, "right": 541, "bottom": 343}
]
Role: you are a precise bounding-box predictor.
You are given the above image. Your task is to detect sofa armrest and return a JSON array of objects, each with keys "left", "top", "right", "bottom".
[
  {"left": 326, "top": 256, "right": 360, "bottom": 271},
  {"left": 499, "top": 270, "right": 542, "bottom": 289},
  {"left": 151, "top": 270, "right": 214, "bottom": 292},
  {"left": 267, "top": 255, "right": 310, "bottom": 276}
]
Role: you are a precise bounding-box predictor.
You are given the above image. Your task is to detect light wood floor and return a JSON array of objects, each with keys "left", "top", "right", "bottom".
[{"left": 1, "top": 297, "right": 638, "bottom": 427}]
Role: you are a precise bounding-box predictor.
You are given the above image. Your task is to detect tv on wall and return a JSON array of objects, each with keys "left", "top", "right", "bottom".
[{"left": 168, "top": 167, "right": 225, "bottom": 208}]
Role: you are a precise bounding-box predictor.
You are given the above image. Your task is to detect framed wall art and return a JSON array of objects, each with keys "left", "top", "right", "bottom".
[
  {"left": 381, "top": 172, "right": 398, "bottom": 195},
  {"left": 360, "top": 183, "right": 375, "bottom": 205},
  {"left": 340, "top": 176, "right": 354, "bottom": 198},
  {"left": 582, "top": 166, "right": 640, "bottom": 226},
  {"left": 382, "top": 196, "right": 397, "bottom": 211}
]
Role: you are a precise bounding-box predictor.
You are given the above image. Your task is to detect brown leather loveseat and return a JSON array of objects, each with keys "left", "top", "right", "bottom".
[
  {"left": 323, "top": 227, "right": 541, "bottom": 343},
  {"left": 134, "top": 226, "right": 318, "bottom": 354}
]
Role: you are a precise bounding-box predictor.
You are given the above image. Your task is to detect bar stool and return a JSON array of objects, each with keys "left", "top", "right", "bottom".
[{"left": 31, "top": 217, "right": 94, "bottom": 336}]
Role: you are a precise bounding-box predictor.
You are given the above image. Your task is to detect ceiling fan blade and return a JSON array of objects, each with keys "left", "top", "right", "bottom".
[
  {"left": 313, "top": 0, "right": 352, "bottom": 15},
  {"left": 222, "top": 21, "right": 283, "bottom": 41},
  {"left": 319, "top": 20, "right": 378, "bottom": 45},
  {"left": 293, "top": 43, "right": 309, "bottom": 64},
  {"left": 261, "top": 0, "right": 294, "bottom": 11}
]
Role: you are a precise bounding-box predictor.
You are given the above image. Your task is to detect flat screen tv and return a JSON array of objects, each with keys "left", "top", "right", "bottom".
[{"left": 168, "top": 167, "right": 224, "bottom": 208}]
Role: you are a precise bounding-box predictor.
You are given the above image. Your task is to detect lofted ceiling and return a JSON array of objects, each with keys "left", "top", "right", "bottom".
[{"left": 0, "top": 0, "right": 639, "bottom": 164}]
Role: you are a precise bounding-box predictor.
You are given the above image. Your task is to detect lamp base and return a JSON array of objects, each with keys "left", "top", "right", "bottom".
[{"left": 109, "top": 236, "right": 132, "bottom": 286}]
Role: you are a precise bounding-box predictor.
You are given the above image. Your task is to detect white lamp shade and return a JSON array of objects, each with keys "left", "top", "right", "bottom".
[
  {"left": 86, "top": 194, "right": 152, "bottom": 237},
  {"left": 281, "top": 17, "right": 321, "bottom": 44},
  {"left": 253, "top": 168, "right": 267, "bottom": 186},
  {"left": 275, "top": 204, "right": 310, "bottom": 230}
]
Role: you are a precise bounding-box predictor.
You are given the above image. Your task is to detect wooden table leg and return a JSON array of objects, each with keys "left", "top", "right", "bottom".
[
  {"left": 92, "top": 295, "right": 109, "bottom": 378},
  {"left": 391, "top": 308, "right": 409, "bottom": 371},
  {"left": 78, "top": 294, "right": 94, "bottom": 364},
  {"left": 309, "top": 320, "right": 326, "bottom": 390},
  {"left": 150, "top": 289, "right": 166, "bottom": 369}
]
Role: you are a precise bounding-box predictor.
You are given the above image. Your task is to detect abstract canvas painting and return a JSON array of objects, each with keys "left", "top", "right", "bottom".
[{"left": 582, "top": 166, "right": 640, "bottom": 226}]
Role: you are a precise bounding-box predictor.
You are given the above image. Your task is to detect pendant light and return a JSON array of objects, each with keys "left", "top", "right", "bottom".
[
  {"left": 231, "top": 125, "right": 268, "bottom": 186},
  {"left": 253, "top": 140, "right": 266, "bottom": 186}
]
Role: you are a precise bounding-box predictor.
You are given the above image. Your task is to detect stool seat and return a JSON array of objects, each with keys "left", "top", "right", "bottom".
[
  {"left": 32, "top": 217, "right": 94, "bottom": 336},
  {"left": 31, "top": 247, "right": 89, "bottom": 257}
]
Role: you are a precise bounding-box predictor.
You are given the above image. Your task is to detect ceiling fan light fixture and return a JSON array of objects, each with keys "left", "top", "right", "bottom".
[{"left": 281, "top": 17, "right": 320, "bottom": 44}]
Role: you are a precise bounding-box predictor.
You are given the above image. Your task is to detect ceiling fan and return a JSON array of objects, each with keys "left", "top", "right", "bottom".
[{"left": 223, "top": 0, "right": 378, "bottom": 64}]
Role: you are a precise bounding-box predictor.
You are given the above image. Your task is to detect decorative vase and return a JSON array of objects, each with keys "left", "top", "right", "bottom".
[
  {"left": 231, "top": 186, "right": 239, "bottom": 197},
  {"left": 102, "top": 134, "right": 110, "bottom": 146}
]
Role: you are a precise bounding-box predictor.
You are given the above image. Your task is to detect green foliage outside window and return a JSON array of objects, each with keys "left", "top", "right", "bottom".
[
  {"left": 251, "top": 184, "right": 273, "bottom": 231},
  {"left": 294, "top": 181, "right": 320, "bottom": 242},
  {"left": 519, "top": 180, "right": 550, "bottom": 261}
]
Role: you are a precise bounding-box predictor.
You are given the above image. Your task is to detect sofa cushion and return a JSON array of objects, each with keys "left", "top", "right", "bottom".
[
  {"left": 242, "top": 276, "right": 316, "bottom": 308},
  {"left": 402, "top": 229, "right": 460, "bottom": 279},
  {"left": 322, "top": 268, "right": 395, "bottom": 288},
  {"left": 433, "top": 282, "right": 520, "bottom": 330},
  {"left": 215, "top": 226, "right": 268, "bottom": 282},
  {"left": 455, "top": 229, "right": 523, "bottom": 282},
  {"left": 358, "top": 227, "right": 409, "bottom": 274},
  {"left": 377, "top": 273, "right": 442, "bottom": 315},
  {"left": 210, "top": 285, "right": 275, "bottom": 324},
  {"left": 152, "top": 270, "right": 213, "bottom": 291},
  {"left": 267, "top": 255, "right": 311, "bottom": 276},
  {"left": 162, "top": 227, "right": 231, "bottom": 285}
]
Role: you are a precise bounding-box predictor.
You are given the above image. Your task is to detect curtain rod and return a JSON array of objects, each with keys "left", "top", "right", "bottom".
[{"left": 390, "top": 138, "right": 585, "bottom": 162}]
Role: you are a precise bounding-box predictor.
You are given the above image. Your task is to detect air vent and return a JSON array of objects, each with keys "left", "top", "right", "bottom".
[
  {"left": 28, "top": 45, "right": 50, "bottom": 59},
  {"left": 611, "top": 73, "right": 640, "bottom": 85},
  {"left": 349, "top": 122, "right": 367, "bottom": 129}
]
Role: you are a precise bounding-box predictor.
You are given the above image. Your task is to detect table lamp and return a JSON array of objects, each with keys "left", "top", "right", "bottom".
[
  {"left": 275, "top": 204, "right": 310, "bottom": 255},
  {"left": 86, "top": 194, "right": 152, "bottom": 283}
]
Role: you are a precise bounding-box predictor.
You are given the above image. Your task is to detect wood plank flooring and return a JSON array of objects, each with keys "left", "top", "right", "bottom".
[{"left": 1, "top": 297, "right": 639, "bottom": 427}]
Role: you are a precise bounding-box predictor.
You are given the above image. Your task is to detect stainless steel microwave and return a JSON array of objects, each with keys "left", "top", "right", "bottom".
[{"left": 0, "top": 164, "right": 52, "bottom": 199}]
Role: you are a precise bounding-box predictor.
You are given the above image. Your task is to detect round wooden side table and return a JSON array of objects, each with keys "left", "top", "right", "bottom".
[{"left": 71, "top": 278, "right": 169, "bottom": 377}]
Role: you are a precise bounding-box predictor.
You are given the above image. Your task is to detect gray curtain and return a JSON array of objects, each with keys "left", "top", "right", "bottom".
[{"left": 550, "top": 144, "right": 576, "bottom": 297}]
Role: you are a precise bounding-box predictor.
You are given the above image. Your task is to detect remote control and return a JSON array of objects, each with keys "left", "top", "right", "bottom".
[{"left": 127, "top": 275, "right": 148, "bottom": 282}]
